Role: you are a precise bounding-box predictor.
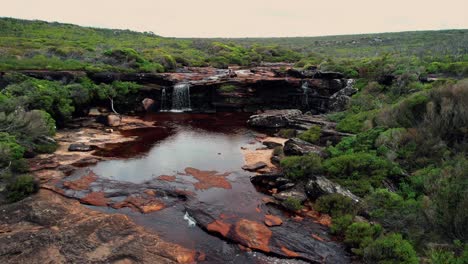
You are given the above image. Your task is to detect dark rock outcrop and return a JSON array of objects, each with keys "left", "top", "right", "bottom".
[
  {"left": 247, "top": 109, "right": 302, "bottom": 128},
  {"left": 329, "top": 79, "right": 358, "bottom": 112},
  {"left": 283, "top": 138, "right": 324, "bottom": 156},
  {"left": 186, "top": 201, "right": 350, "bottom": 263},
  {"left": 305, "top": 176, "right": 360, "bottom": 203},
  {"left": 68, "top": 143, "right": 92, "bottom": 152}
]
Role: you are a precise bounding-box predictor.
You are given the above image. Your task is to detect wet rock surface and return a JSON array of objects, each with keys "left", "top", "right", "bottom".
[
  {"left": 0, "top": 190, "right": 197, "bottom": 264},
  {"left": 186, "top": 200, "right": 350, "bottom": 263},
  {"left": 14, "top": 113, "right": 352, "bottom": 263},
  {"left": 284, "top": 138, "right": 324, "bottom": 156}
]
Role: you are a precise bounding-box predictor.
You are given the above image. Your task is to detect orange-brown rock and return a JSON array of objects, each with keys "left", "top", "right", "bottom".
[
  {"left": 264, "top": 214, "right": 283, "bottom": 227},
  {"left": 111, "top": 195, "right": 165, "bottom": 214},
  {"left": 312, "top": 233, "right": 326, "bottom": 241},
  {"left": 0, "top": 190, "right": 196, "bottom": 264},
  {"left": 280, "top": 246, "right": 300, "bottom": 257},
  {"left": 81, "top": 191, "right": 109, "bottom": 206},
  {"left": 207, "top": 220, "right": 232, "bottom": 237},
  {"left": 302, "top": 207, "right": 332, "bottom": 227},
  {"left": 184, "top": 167, "right": 231, "bottom": 190},
  {"left": 158, "top": 175, "right": 177, "bottom": 182},
  {"left": 233, "top": 219, "right": 272, "bottom": 252},
  {"left": 62, "top": 171, "right": 98, "bottom": 191}
]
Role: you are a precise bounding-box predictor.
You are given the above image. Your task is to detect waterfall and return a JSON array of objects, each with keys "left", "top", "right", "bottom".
[
  {"left": 172, "top": 83, "right": 191, "bottom": 112},
  {"left": 160, "top": 83, "right": 191, "bottom": 112},
  {"left": 160, "top": 88, "right": 168, "bottom": 111},
  {"left": 301, "top": 81, "right": 311, "bottom": 107}
]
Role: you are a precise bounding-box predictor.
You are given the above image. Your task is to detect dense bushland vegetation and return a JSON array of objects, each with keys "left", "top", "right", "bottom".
[
  {"left": 0, "top": 71, "right": 142, "bottom": 202},
  {"left": 0, "top": 17, "right": 467, "bottom": 263}
]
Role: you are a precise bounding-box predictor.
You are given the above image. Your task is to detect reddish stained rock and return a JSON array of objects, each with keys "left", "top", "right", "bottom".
[
  {"left": 144, "top": 189, "right": 157, "bottom": 196},
  {"left": 28, "top": 158, "right": 60, "bottom": 172},
  {"left": 280, "top": 246, "right": 300, "bottom": 257},
  {"left": 301, "top": 208, "right": 332, "bottom": 227},
  {"left": 233, "top": 219, "right": 272, "bottom": 252},
  {"left": 207, "top": 220, "right": 232, "bottom": 237},
  {"left": 312, "top": 233, "right": 326, "bottom": 242},
  {"left": 157, "top": 175, "right": 176, "bottom": 182},
  {"left": 81, "top": 192, "right": 109, "bottom": 206},
  {"left": 111, "top": 195, "right": 165, "bottom": 214},
  {"left": 62, "top": 171, "right": 98, "bottom": 191},
  {"left": 264, "top": 214, "right": 283, "bottom": 227},
  {"left": 183, "top": 167, "right": 231, "bottom": 190}
]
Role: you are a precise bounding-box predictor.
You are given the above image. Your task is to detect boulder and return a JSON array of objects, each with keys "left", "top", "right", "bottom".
[
  {"left": 305, "top": 176, "right": 360, "bottom": 203},
  {"left": 242, "top": 162, "right": 267, "bottom": 172},
  {"left": 273, "top": 190, "right": 307, "bottom": 203},
  {"left": 88, "top": 108, "right": 101, "bottom": 116},
  {"left": 329, "top": 79, "right": 358, "bottom": 112},
  {"left": 283, "top": 138, "right": 324, "bottom": 156},
  {"left": 247, "top": 110, "right": 302, "bottom": 128},
  {"left": 142, "top": 98, "right": 155, "bottom": 111},
  {"left": 106, "top": 114, "right": 121, "bottom": 127},
  {"left": 68, "top": 143, "right": 92, "bottom": 152},
  {"left": 262, "top": 141, "right": 283, "bottom": 149}
]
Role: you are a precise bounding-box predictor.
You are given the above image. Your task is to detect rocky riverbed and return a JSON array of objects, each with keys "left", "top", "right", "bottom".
[{"left": 0, "top": 112, "right": 353, "bottom": 263}]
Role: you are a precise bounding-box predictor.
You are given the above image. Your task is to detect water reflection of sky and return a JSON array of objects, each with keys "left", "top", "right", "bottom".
[{"left": 90, "top": 128, "right": 252, "bottom": 183}]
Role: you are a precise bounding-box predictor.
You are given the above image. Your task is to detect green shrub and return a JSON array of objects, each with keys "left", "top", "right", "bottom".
[
  {"left": 283, "top": 197, "right": 304, "bottom": 211},
  {"left": 219, "top": 84, "right": 237, "bottom": 93},
  {"left": 298, "top": 125, "right": 321, "bottom": 144},
  {"left": 5, "top": 175, "right": 38, "bottom": 202},
  {"left": 327, "top": 127, "right": 386, "bottom": 157},
  {"left": 0, "top": 133, "right": 25, "bottom": 165},
  {"left": 315, "top": 194, "right": 357, "bottom": 217},
  {"left": 277, "top": 129, "right": 297, "bottom": 138},
  {"left": 272, "top": 146, "right": 283, "bottom": 156},
  {"left": 345, "top": 222, "right": 382, "bottom": 255},
  {"left": 363, "top": 233, "right": 419, "bottom": 264},
  {"left": 280, "top": 153, "right": 322, "bottom": 180},
  {"left": 336, "top": 110, "right": 377, "bottom": 133},
  {"left": 429, "top": 243, "right": 468, "bottom": 264},
  {"left": 331, "top": 214, "right": 354, "bottom": 235},
  {"left": 375, "top": 92, "right": 430, "bottom": 128},
  {"left": 323, "top": 152, "right": 403, "bottom": 196}
]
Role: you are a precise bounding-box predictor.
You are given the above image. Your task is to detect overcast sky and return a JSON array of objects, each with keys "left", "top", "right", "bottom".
[{"left": 1, "top": 0, "right": 467, "bottom": 37}]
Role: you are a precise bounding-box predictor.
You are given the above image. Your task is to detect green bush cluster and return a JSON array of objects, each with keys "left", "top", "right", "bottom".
[
  {"left": 282, "top": 197, "right": 304, "bottom": 211},
  {"left": 277, "top": 128, "right": 297, "bottom": 138},
  {"left": 298, "top": 125, "right": 321, "bottom": 144},
  {"left": 315, "top": 193, "right": 357, "bottom": 217},
  {"left": 5, "top": 175, "right": 39, "bottom": 203},
  {"left": 280, "top": 153, "right": 322, "bottom": 180}
]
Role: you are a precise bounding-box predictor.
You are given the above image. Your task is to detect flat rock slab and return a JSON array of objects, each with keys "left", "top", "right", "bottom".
[
  {"left": 242, "top": 162, "right": 268, "bottom": 172},
  {"left": 247, "top": 109, "right": 302, "bottom": 128},
  {"left": 186, "top": 201, "right": 350, "bottom": 263},
  {"left": 0, "top": 190, "right": 198, "bottom": 264},
  {"left": 68, "top": 143, "right": 93, "bottom": 152}
]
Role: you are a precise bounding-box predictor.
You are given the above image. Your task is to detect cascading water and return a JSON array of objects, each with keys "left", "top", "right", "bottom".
[
  {"left": 160, "top": 88, "right": 168, "bottom": 111},
  {"left": 301, "top": 81, "right": 311, "bottom": 108},
  {"left": 171, "top": 83, "right": 191, "bottom": 112},
  {"left": 160, "top": 83, "right": 192, "bottom": 112}
]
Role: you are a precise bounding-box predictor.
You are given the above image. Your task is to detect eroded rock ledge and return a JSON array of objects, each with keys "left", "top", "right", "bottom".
[
  {"left": 0, "top": 190, "right": 199, "bottom": 264},
  {"left": 8, "top": 66, "right": 354, "bottom": 114}
]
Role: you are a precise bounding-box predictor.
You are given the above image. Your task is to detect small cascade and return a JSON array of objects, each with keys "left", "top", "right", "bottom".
[
  {"left": 301, "top": 81, "right": 311, "bottom": 108},
  {"left": 160, "top": 88, "right": 169, "bottom": 111},
  {"left": 171, "top": 83, "right": 191, "bottom": 112}
]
